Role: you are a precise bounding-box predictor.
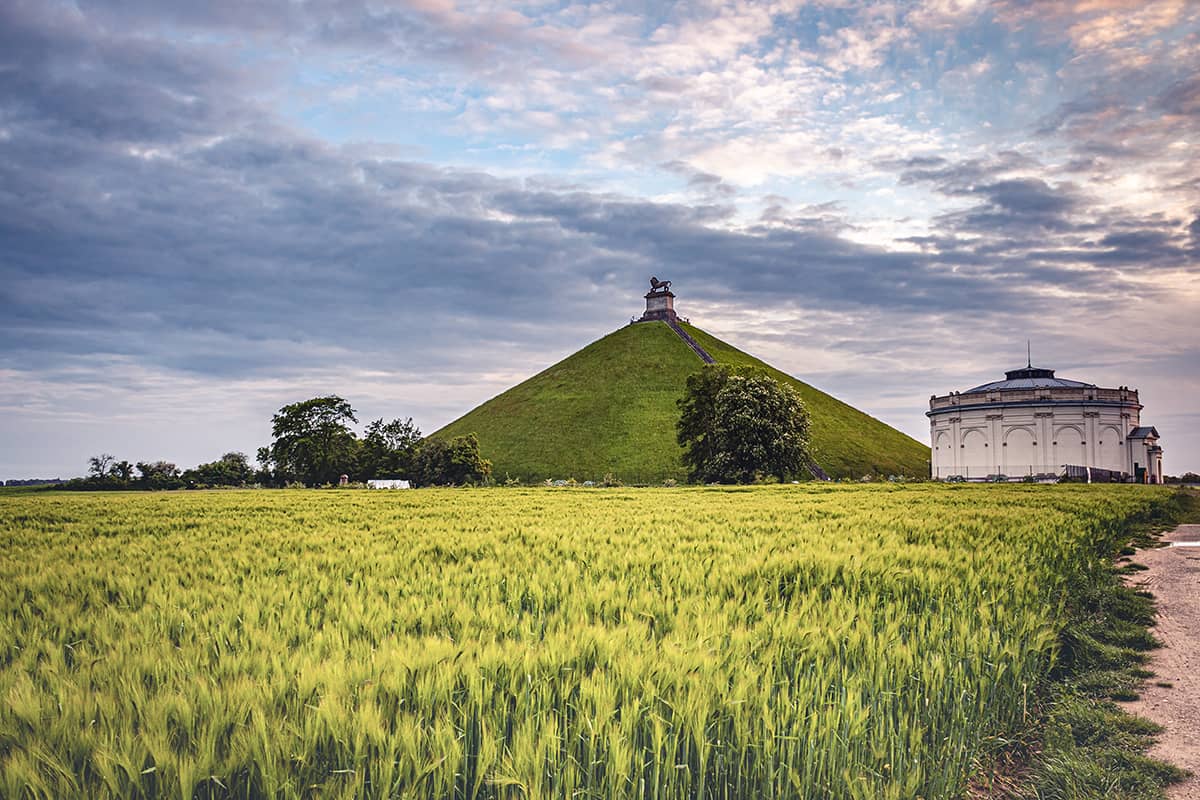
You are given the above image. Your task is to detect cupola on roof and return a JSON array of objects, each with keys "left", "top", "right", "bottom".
[{"left": 964, "top": 365, "right": 1096, "bottom": 393}]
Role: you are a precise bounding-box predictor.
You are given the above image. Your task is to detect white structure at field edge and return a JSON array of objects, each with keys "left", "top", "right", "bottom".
[{"left": 928, "top": 363, "right": 1163, "bottom": 483}]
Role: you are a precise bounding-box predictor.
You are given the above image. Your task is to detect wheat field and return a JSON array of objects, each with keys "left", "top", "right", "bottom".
[{"left": 0, "top": 484, "right": 1171, "bottom": 799}]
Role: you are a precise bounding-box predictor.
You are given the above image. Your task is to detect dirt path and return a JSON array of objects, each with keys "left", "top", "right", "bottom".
[{"left": 1120, "top": 523, "right": 1200, "bottom": 798}]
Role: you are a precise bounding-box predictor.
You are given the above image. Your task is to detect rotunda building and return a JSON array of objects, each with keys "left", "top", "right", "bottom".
[{"left": 928, "top": 364, "right": 1163, "bottom": 483}]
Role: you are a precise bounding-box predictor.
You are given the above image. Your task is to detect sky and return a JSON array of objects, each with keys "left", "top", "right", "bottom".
[{"left": 1, "top": 0, "right": 1198, "bottom": 479}]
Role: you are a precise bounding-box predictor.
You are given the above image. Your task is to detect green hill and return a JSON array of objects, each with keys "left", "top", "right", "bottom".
[{"left": 433, "top": 321, "right": 929, "bottom": 482}]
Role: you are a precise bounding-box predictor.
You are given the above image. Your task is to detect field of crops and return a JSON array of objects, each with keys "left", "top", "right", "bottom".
[{"left": 0, "top": 485, "right": 1173, "bottom": 799}]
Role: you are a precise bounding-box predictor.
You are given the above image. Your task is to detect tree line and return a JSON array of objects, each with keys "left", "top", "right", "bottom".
[
  {"left": 63, "top": 365, "right": 814, "bottom": 491},
  {"left": 69, "top": 395, "right": 490, "bottom": 490},
  {"left": 75, "top": 452, "right": 257, "bottom": 490},
  {"left": 257, "top": 396, "right": 489, "bottom": 487}
]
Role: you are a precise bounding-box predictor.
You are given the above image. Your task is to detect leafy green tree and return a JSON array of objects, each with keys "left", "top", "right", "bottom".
[
  {"left": 264, "top": 396, "right": 359, "bottom": 486},
  {"left": 77, "top": 453, "right": 131, "bottom": 489},
  {"left": 675, "top": 367, "right": 727, "bottom": 482},
  {"left": 412, "top": 434, "right": 492, "bottom": 486},
  {"left": 87, "top": 453, "right": 115, "bottom": 478},
  {"left": 135, "top": 460, "right": 183, "bottom": 490},
  {"left": 255, "top": 447, "right": 274, "bottom": 485},
  {"left": 677, "top": 365, "right": 812, "bottom": 484},
  {"left": 359, "top": 417, "right": 422, "bottom": 479},
  {"left": 183, "top": 452, "right": 254, "bottom": 487}
]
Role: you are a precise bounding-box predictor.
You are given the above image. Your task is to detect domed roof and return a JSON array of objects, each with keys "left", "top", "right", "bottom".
[{"left": 964, "top": 365, "right": 1095, "bottom": 393}]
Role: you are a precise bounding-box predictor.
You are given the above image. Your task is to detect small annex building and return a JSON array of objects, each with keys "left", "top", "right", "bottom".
[
  {"left": 928, "top": 363, "right": 1163, "bottom": 483},
  {"left": 367, "top": 479, "right": 410, "bottom": 489}
]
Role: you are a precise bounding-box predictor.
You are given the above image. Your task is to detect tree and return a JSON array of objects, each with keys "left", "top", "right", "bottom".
[
  {"left": 359, "top": 417, "right": 422, "bottom": 479},
  {"left": 81, "top": 453, "right": 131, "bottom": 489},
  {"left": 135, "top": 460, "right": 183, "bottom": 490},
  {"left": 675, "top": 367, "right": 726, "bottom": 482},
  {"left": 183, "top": 452, "right": 254, "bottom": 487},
  {"left": 265, "top": 396, "right": 359, "bottom": 486},
  {"left": 255, "top": 447, "right": 274, "bottom": 485},
  {"left": 88, "top": 453, "right": 115, "bottom": 478},
  {"left": 412, "top": 434, "right": 492, "bottom": 486},
  {"left": 677, "top": 365, "right": 812, "bottom": 484}
]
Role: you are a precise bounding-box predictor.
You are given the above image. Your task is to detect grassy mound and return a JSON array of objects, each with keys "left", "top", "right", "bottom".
[{"left": 433, "top": 321, "right": 929, "bottom": 482}]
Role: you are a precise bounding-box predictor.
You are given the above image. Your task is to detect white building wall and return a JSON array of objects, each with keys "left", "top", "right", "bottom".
[
  {"left": 1098, "top": 426, "right": 1125, "bottom": 471},
  {"left": 929, "top": 390, "right": 1145, "bottom": 480},
  {"left": 1003, "top": 426, "right": 1036, "bottom": 474}
]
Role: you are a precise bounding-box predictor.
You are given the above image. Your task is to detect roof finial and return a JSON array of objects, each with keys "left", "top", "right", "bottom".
[{"left": 1027, "top": 339, "right": 1031, "bottom": 369}]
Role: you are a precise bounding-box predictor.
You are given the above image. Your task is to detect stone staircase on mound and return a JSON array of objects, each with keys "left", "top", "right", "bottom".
[
  {"left": 666, "top": 319, "right": 716, "bottom": 364},
  {"left": 804, "top": 458, "right": 831, "bottom": 481}
]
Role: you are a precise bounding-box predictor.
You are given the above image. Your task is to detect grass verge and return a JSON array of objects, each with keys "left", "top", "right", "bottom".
[{"left": 974, "top": 490, "right": 1198, "bottom": 799}]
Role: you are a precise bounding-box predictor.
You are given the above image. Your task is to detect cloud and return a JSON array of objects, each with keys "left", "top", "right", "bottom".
[
  {"left": 1, "top": 0, "right": 1198, "bottom": 476},
  {"left": 660, "top": 160, "right": 737, "bottom": 199},
  {"left": 1157, "top": 73, "right": 1200, "bottom": 116},
  {"left": 0, "top": 2, "right": 257, "bottom": 146},
  {"left": 880, "top": 149, "right": 1197, "bottom": 293},
  {"left": 908, "top": 0, "right": 987, "bottom": 29},
  {"left": 4, "top": 105, "right": 1115, "bottom": 397}
]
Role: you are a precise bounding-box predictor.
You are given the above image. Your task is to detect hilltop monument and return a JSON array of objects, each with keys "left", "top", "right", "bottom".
[
  {"left": 640, "top": 276, "right": 677, "bottom": 322},
  {"left": 634, "top": 278, "right": 713, "bottom": 363}
]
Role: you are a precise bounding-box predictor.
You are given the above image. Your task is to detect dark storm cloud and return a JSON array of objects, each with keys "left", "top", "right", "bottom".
[
  {"left": 889, "top": 154, "right": 1090, "bottom": 235},
  {"left": 886, "top": 150, "right": 1196, "bottom": 274},
  {"left": 759, "top": 201, "right": 856, "bottom": 235},
  {"left": 0, "top": 120, "right": 1047, "bottom": 383},
  {"left": 1033, "top": 58, "right": 1200, "bottom": 175},
  {"left": 73, "top": 0, "right": 303, "bottom": 32},
  {"left": 1035, "top": 91, "right": 1121, "bottom": 137},
  {"left": 927, "top": 176, "right": 1081, "bottom": 238},
  {"left": 886, "top": 151, "right": 1038, "bottom": 191},
  {"left": 981, "top": 179, "right": 1074, "bottom": 216},
  {"left": 660, "top": 160, "right": 737, "bottom": 199},
  {"left": 71, "top": 0, "right": 599, "bottom": 76},
  {"left": 1157, "top": 74, "right": 1200, "bottom": 116},
  {"left": 0, "top": 2, "right": 255, "bottom": 145},
  {"left": 0, "top": 0, "right": 1187, "bottom": 393}
]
